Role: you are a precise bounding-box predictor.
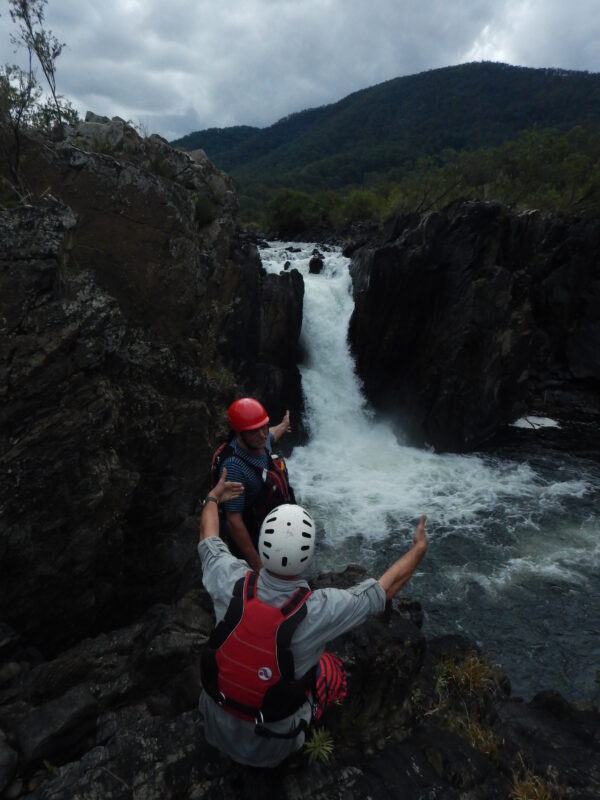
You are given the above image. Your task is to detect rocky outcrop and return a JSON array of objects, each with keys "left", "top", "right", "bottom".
[
  {"left": 347, "top": 202, "right": 600, "bottom": 451},
  {"left": 0, "top": 566, "right": 597, "bottom": 799},
  {"left": 0, "top": 117, "right": 305, "bottom": 656}
]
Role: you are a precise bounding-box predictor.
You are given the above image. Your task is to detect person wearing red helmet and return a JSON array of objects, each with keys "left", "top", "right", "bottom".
[{"left": 215, "top": 397, "right": 295, "bottom": 571}]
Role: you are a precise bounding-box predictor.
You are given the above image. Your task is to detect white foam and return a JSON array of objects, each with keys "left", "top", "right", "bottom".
[
  {"left": 260, "top": 242, "right": 592, "bottom": 567},
  {"left": 510, "top": 416, "right": 561, "bottom": 429}
]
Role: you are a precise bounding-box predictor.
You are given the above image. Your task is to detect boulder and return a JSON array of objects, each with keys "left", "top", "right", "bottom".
[{"left": 309, "top": 256, "right": 324, "bottom": 274}]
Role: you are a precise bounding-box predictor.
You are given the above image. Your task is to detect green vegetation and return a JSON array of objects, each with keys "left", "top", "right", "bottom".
[
  {"left": 304, "top": 726, "right": 335, "bottom": 764},
  {"left": 257, "top": 125, "right": 600, "bottom": 235},
  {"left": 412, "top": 651, "right": 502, "bottom": 760},
  {"left": 172, "top": 62, "right": 600, "bottom": 226},
  {"left": 1, "top": 0, "right": 78, "bottom": 201}
]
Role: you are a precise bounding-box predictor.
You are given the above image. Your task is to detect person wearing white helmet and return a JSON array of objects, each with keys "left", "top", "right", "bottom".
[{"left": 197, "top": 468, "right": 428, "bottom": 768}]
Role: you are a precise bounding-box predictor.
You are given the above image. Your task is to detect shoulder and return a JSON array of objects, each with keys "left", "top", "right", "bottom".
[
  {"left": 218, "top": 447, "right": 247, "bottom": 480},
  {"left": 198, "top": 538, "right": 248, "bottom": 603}
]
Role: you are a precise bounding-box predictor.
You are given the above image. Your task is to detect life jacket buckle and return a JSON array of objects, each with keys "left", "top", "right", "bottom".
[
  {"left": 255, "top": 710, "right": 264, "bottom": 726},
  {"left": 217, "top": 691, "right": 226, "bottom": 706}
]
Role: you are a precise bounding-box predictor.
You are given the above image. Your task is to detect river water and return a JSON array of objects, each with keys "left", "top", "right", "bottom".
[{"left": 260, "top": 241, "right": 600, "bottom": 704}]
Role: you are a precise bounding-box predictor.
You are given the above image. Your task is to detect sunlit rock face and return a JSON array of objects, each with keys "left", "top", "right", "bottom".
[
  {"left": 0, "top": 117, "right": 304, "bottom": 654},
  {"left": 347, "top": 201, "right": 600, "bottom": 452}
]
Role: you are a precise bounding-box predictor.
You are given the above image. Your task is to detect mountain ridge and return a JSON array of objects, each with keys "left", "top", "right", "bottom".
[{"left": 171, "top": 61, "right": 600, "bottom": 200}]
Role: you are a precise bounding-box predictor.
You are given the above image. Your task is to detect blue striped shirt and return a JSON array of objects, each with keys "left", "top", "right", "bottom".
[{"left": 218, "top": 433, "right": 274, "bottom": 514}]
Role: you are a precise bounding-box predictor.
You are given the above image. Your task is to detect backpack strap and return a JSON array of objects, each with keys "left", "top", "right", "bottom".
[
  {"left": 244, "top": 570, "right": 258, "bottom": 601},
  {"left": 208, "top": 573, "right": 249, "bottom": 649},
  {"left": 276, "top": 588, "right": 311, "bottom": 681},
  {"left": 281, "top": 586, "right": 310, "bottom": 616}
]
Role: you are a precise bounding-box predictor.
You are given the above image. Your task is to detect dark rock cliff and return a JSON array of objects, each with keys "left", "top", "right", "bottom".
[
  {"left": 347, "top": 202, "right": 600, "bottom": 451},
  {"left": 0, "top": 115, "right": 304, "bottom": 656},
  {"left": 2, "top": 126, "right": 599, "bottom": 799}
]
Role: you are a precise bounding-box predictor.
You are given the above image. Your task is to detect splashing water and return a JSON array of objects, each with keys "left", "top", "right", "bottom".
[{"left": 260, "top": 241, "right": 600, "bottom": 702}]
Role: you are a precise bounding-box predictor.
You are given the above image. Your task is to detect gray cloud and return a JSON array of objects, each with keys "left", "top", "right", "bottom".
[{"left": 1, "top": 0, "right": 598, "bottom": 140}]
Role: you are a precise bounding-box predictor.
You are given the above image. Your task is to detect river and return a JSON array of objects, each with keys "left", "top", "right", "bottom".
[{"left": 260, "top": 240, "right": 600, "bottom": 704}]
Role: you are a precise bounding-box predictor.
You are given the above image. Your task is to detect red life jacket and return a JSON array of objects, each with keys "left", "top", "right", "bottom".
[
  {"left": 210, "top": 441, "right": 295, "bottom": 543},
  {"left": 201, "top": 571, "right": 314, "bottom": 724}
]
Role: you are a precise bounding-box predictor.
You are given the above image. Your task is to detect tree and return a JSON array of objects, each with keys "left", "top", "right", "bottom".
[
  {"left": 0, "top": 60, "right": 41, "bottom": 198},
  {"left": 1, "top": 0, "right": 77, "bottom": 200},
  {"left": 8, "top": 0, "right": 77, "bottom": 130}
]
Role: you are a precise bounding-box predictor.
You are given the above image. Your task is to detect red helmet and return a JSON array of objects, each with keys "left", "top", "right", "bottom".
[{"left": 227, "top": 398, "right": 270, "bottom": 432}]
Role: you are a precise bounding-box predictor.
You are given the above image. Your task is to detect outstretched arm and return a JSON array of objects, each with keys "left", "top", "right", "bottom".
[
  {"left": 378, "top": 515, "right": 427, "bottom": 600},
  {"left": 225, "top": 512, "right": 263, "bottom": 572},
  {"left": 270, "top": 409, "right": 291, "bottom": 443},
  {"left": 200, "top": 468, "right": 244, "bottom": 541}
]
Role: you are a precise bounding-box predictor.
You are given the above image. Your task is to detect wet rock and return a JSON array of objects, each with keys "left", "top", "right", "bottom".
[
  {"left": 348, "top": 202, "right": 600, "bottom": 451},
  {"left": 309, "top": 256, "right": 324, "bottom": 274}
]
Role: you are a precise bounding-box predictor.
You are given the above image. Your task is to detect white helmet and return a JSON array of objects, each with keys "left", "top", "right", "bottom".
[{"left": 258, "top": 504, "right": 316, "bottom": 576}]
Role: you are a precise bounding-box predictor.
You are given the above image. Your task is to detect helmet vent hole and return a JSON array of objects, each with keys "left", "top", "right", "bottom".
[
  {"left": 302, "top": 532, "right": 312, "bottom": 539},
  {"left": 281, "top": 557, "right": 288, "bottom": 567},
  {"left": 301, "top": 545, "right": 310, "bottom": 551},
  {"left": 300, "top": 556, "right": 308, "bottom": 562},
  {"left": 263, "top": 541, "right": 272, "bottom": 548},
  {"left": 264, "top": 528, "right": 274, "bottom": 534},
  {"left": 302, "top": 520, "right": 313, "bottom": 528}
]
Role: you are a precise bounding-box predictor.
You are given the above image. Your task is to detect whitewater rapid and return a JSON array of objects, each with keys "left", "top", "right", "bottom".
[{"left": 259, "top": 241, "right": 600, "bottom": 702}]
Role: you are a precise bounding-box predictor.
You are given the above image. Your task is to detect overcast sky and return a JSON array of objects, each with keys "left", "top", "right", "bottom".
[{"left": 1, "top": 0, "right": 599, "bottom": 141}]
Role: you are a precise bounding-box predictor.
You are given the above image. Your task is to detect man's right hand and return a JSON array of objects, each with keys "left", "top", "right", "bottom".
[
  {"left": 378, "top": 513, "right": 428, "bottom": 600},
  {"left": 413, "top": 514, "right": 427, "bottom": 552}
]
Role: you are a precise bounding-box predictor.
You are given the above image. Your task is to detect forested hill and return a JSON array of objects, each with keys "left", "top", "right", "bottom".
[{"left": 171, "top": 62, "right": 600, "bottom": 198}]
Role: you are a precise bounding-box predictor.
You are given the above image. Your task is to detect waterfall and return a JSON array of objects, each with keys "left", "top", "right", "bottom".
[{"left": 259, "top": 240, "right": 600, "bottom": 703}]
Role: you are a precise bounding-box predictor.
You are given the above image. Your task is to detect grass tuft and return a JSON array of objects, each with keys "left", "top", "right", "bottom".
[{"left": 304, "top": 726, "right": 335, "bottom": 764}]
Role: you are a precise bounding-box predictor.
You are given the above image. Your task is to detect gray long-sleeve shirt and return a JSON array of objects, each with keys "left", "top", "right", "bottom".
[{"left": 197, "top": 536, "right": 386, "bottom": 767}]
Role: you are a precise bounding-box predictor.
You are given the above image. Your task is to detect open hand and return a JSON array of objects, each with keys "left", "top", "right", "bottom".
[
  {"left": 212, "top": 468, "right": 244, "bottom": 504},
  {"left": 413, "top": 514, "right": 427, "bottom": 552}
]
